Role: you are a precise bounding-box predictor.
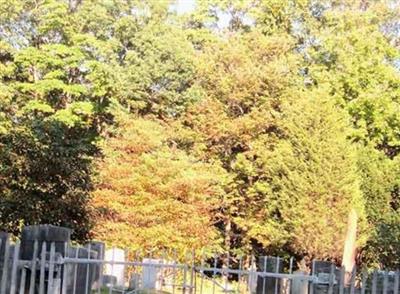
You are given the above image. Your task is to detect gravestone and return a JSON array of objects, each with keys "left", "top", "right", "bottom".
[
  {"left": 86, "top": 241, "right": 105, "bottom": 290},
  {"left": 65, "top": 246, "right": 98, "bottom": 294},
  {"left": 102, "top": 274, "right": 117, "bottom": 288},
  {"left": 312, "top": 261, "right": 339, "bottom": 294},
  {"left": 20, "top": 225, "right": 72, "bottom": 260},
  {"left": 256, "top": 256, "right": 284, "bottom": 294},
  {"left": 104, "top": 248, "right": 125, "bottom": 287},
  {"left": 129, "top": 273, "right": 141, "bottom": 291},
  {"left": 142, "top": 258, "right": 163, "bottom": 290},
  {"left": 20, "top": 225, "right": 71, "bottom": 293},
  {"left": 291, "top": 270, "right": 309, "bottom": 294}
]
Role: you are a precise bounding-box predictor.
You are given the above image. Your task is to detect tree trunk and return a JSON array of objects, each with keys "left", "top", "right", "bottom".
[{"left": 341, "top": 209, "right": 358, "bottom": 285}]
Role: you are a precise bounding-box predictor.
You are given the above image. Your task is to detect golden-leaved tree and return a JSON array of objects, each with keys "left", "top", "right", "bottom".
[{"left": 91, "top": 114, "right": 226, "bottom": 254}]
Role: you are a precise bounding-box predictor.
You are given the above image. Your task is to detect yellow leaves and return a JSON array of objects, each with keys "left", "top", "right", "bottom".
[{"left": 91, "top": 117, "right": 224, "bottom": 253}]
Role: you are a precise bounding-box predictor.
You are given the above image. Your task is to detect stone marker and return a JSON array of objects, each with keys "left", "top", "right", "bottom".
[
  {"left": 312, "top": 261, "right": 339, "bottom": 294},
  {"left": 65, "top": 246, "right": 98, "bottom": 294},
  {"left": 102, "top": 275, "right": 117, "bottom": 287},
  {"left": 129, "top": 273, "right": 141, "bottom": 290},
  {"left": 20, "top": 225, "right": 72, "bottom": 260},
  {"left": 20, "top": 225, "right": 72, "bottom": 292},
  {"left": 142, "top": 258, "right": 163, "bottom": 290},
  {"left": 291, "top": 270, "right": 309, "bottom": 294},
  {"left": 104, "top": 248, "right": 125, "bottom": 287},
  {"left": 87, "top": 241, "right": 105, "bottom": 290},
  {"left": 256, "top": 256, "right": 283, "bottom": 294}
]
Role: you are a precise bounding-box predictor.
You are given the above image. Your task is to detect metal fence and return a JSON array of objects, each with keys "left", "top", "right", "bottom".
[{"left": 0, "top": 237, "right": 398, "bottom": 294}]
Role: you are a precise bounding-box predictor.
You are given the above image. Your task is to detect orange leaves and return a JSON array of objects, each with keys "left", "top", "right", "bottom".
[{"left": 91, "top": 117, "right": 224, "bottom": 253}]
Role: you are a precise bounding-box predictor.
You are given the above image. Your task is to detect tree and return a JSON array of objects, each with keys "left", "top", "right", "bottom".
[
  {"left": 299, "top": 0, "right": 400, "bottom": 266},
  {"left": 357, "top": 146, "right": 400, "bottom": 267},
  {"left": 173, "top": 29, "right": 301, "bottom": 256},
  {"left": 245, "top": 90, "right": 367, "bottom": 261},
  {"left": 0, "top": 0, "right": 118, "bottom": 240},
  {"left": 91, "top": 114, "right": 225, "bottom": 253}
]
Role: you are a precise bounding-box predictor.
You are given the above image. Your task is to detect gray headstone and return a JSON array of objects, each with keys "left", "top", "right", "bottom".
[
  {"left": 313, "top": 261, "right": 333, "bottom": 276},
  {"left": 256, "top": 257, "right": 284, "bottom": 294},
  {"left": 142, "top": 258, "right": 163, "bottom": 290},
  {"left": 20, "top": 225, "right": 72, "bottom": 260},
  {"left": 88, "top": 242, "right": 105, "bottom": 260},
  {"left": 291, "top": 270, "right": 309, "bottom": 294},
  {"left": 85, "top": 242, "right": 105, "bottom": 290},
  {"left": 129, "top": 273, "right": 141, "bottom": 290},
  {"left": 312, "top": 261, "right": 340, "bottom": 294},
  {"left": 102, "top": 275, "right": 117, "bottom": 287},
  {"left": 65, "top": 246, "right": 98, "bottom": 294}
]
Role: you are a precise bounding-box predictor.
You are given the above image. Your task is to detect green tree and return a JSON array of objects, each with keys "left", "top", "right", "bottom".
[
  {"left": 236, "top": 90, "right": 367, "bottom": 261},
  {"left": 0, "top": 0, "right": 118, "bottom": 240},
  {"left": 173, "top": 29, "right": 301, "bottom": 256},
  {"left": 357, "top": 146, "right": 400, "bottom": 268}
]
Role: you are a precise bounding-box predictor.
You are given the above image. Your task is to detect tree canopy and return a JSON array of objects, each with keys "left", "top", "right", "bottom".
[{"left": 0, "top": 0, "right": 399, "bottom": 268}]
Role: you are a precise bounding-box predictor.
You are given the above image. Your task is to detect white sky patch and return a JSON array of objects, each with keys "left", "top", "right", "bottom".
[{"left": 175, "top": 0, "right": 196, "bottom": 15}]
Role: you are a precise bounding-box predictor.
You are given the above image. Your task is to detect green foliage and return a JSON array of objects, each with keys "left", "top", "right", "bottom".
[
  {"left": 0, "top": 0, "right": 115, "bottom": 240},
  {"left": 0, "top": 0, "right": 400, "bottom": 268},
  {"left": 357, "top": 146, "right": 400, "bottom": 267},
  {"left": 268, "top": 92, "right": 366, "bottom": 260}
]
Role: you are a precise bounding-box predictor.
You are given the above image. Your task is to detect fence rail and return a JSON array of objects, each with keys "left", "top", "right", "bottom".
[{"left": 0, "top": 233, "right": 398, "bottom": 294}]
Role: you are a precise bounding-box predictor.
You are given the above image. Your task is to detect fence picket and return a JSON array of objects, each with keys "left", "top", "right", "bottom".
[
  {"left": 393, "top": 270, "right": 400, "bottom": 294},
  {"left": 0, "top": 236, "right": 10, "bottom": 293},
  {"left": 361, "top": 270, "right": 367, "bottom": 294},
  {"left": 212, "top": 253, "right": 217, "bottom": 294},
  {"left": 339, "top": 267, "right": 345, "bottom": 294},
  {"left": 199, "top": 251, "right": 205, "bottom": 294},
  {"left": 28, "top": 240, "right": 39, "bottom": 294},
  {"left": 309, "top": 260, "right": 315, "bottom": 294},
  {"left": 262, "top": 256, "right": 267, "bottom": 294},
  {"left": 108, "top": 247, "right": 115, "bottom": 294},
  {"left": 249, "top": 254, "right": 255, "bottom": 294},
  {"left": 46, "top": 242, "right": 56, "bottom": 294},
  {"left": 183, "top": 250, "right": 188, "bottom": 294},
  {"left": 383, "top": 270, "right": 388, "bottom": 294},
  {"left": 97, "top": 244, "right": 104, "bottom": 294},
  {"left": 39, "top": 242, "right": 46, "bottom": 294},
  {"left": 350, "top": 266, "right": 356, "bottom": 294},
  {"left": 237, "top": 255, "right": 243, "bottom": 294},
  {"left": 10, "top": 241, "right": 21, "bottom": 294},
  {"left": 328, "top": 263, "right": 335, "bottom": 294},
  {"left": 62, "top": 242, "right": 68, "bottom": 294},
  {"left": 19, "top": 268, "right": 26, "bottom": 294},
  {"left": 171, "top": 249, "right": 176, "bottom": 294},
  {"left": 85, "top": 243, "right": 91, "bottom": 294},
  {"left": 289, "top": 257, "right": 294, "bottom": 294},
  {"left": 73, "top": 247, "right": 79, "bottom": 294},
  {"left": 371, "top": 270, "right": 377, "bottom": 294},
  {"left": 190, "top": 250, "right": 195, "bottom": 294},
  {"left": 274, "top": 257, "right": 279, "bottom": 294}
]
